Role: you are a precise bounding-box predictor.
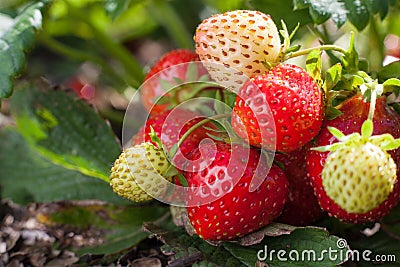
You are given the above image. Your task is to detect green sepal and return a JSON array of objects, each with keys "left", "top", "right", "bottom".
[
  {"left": 149, "top": 126, "right": 165, "bottom": 150},
  {"left": 312, "top": 142, "right": 343, "bottom": 152},
  {"left": 325, "top": 106, "right": 343, "bottom": 120},
  {"left": 185, "top": 61, "right": 199, "bottom": 82},
  {"left": 323, "top": 63, "right": 342, "bottom": 93},
  {"left": 361, "top": 119, "right": 373, "bottom": 138},
  {"left": 176, "top": 172, "right": 189, "bottom": 187},
  {"left": 168, "top": 143, "right": 179, "bottom": 160},
  {"left": 370, "top": 134, "right": 400, "bottom": 151},
  {"left": 341, "top": 32, "right": 359, "bottom": 74},
  {"left": 313, "top": 119, "right": 400, "bottom": 153},
  {"left": 327, "top": 126, "right": 346, "bottom": 140},
  {"left": 163, "top": 163, "right": 180, "bottom": 178}
]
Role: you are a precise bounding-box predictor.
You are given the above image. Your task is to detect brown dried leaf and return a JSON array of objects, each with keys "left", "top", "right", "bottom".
[{"left": 238, "top": 223, "right": 299, "bottom": 246}]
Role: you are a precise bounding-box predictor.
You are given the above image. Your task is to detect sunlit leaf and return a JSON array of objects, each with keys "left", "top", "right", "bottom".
[
  {"left": 11, "top": 84, "right": 121, "bottom": 182},
  {"left": 0, "top": 1, "right": 47, "bottom": 99},
  {"left": 0, "top": 128, "right": 127, "bottom": 205}
]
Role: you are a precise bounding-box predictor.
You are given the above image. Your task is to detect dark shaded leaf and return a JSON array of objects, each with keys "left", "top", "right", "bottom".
[
  {"left": 344, "top": 0, "right": 369, "bottom": 31},
  {"left": 11, "top": 84, "right": 121, "bottom": 182},
  {"left": 247, "top": 0, "right": 312, "bottom": 30},
  {"left": 346, "top": 229, "right": 400, "bottom": 266},
  {"left": 0, "top": 1, "right": 47, "bottom": 99},
  {"left": 293, "top": 0, "right": 394, "bottom": 30},
  {"left": 146, "top": 223, "right": 244, "bottom": 266},
  {"left": 146, "top": 223, "right": 350, "bottom": 266},
  {"left": 0, "top": 128, "right": 127, "bottom": 205},
  {"left": 378, "top": 61, "right": 400, "bottom": 82}
]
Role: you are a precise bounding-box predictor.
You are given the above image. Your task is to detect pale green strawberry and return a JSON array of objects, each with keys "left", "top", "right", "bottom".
[
  {"left": 322, "top": 142, "right": 397, "bottom": 213},
  {"left": 110, "top": 142, "right": 172, "bottom": 202},
  {"left": 314, "top": 119, "right": 399, "bottom": 214}
]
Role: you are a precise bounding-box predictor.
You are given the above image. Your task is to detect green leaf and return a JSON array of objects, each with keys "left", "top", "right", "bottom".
[
  {"left": 0, "top": 127, "right": 127, "bottom": 205},
  {"left": 382, "top": 205, "right": 400, "bottom": 238},
  {"left": 378, "top": 62, "right": 400, "bottom": 82},
  {"left": 365, "top": 0, "right": 390, "bottom": 19},
  {"left": 306, "top": 49, "right": 323, "bottom": 87},
  {"left": 342, "top": 32, "right": 359, "bottom": 74},
  {"left": 344, "top": 0, "right": 369, "bottom": 31},
  {"left": 323, "top": 63, "right": 342, "bottom": 92},
  {"left": 104, "top": 0, "right": 132, "bottom": 20},
  {"left": 383, "top": 78, "right": 400, "bottom": 87},
  {"left": 44, "top": 202, "right": 169, "bottom": 255},
  {"left": 214, "top": 98, "right": 232, "bottom": 116},
  {"left": 293, "top": 0, "right": 394, "bottom": 30},
  {"left": 147, "top": 223, "right": 349, "bottom": 266},
  {"left": 258, "top": 228, "right": 350, "bottom": 266},
  {"left": 346, "top": 230, "right": 400, "bottom": 266},
  {"left": 247, "top": 0, "right": 312, "bottom": 30},
  {"left": 0, "top": 1, "right": 47, "bottom": 99},
  {"left": 202, "top": 0, "right": 245, "bottom": 12},
  {"left": 11, "top": 84, "right": 121, "bottom": 182}
]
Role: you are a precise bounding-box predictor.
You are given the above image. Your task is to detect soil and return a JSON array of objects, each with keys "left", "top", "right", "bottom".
[{"left": 0, "top": 200, "right": 171, "bottom": 267}]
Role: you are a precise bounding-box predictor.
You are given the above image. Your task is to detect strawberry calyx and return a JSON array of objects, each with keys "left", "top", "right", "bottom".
[{"left": 313, "top": 119, "right": 400, "bottom": 153}]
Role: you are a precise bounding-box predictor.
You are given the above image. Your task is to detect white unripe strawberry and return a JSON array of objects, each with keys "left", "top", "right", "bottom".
[
  {"left": 110, "top": 142, "right": 172, "bottom": 202},
  {"left": 194, "top": 10, "right": 281, "bottom": 92}
]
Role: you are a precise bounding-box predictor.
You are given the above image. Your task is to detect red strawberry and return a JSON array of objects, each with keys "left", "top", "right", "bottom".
[
  {"left": 275, "top": 146, "right": 325, "bottom": 226},
  {"left": 306, "top": 95, "right": 400, "bottom": 223},
  {"left": 195, "top": 10, "right": 281, "bottom": 91},
  {"left": 232, "top": 64, "right": 323, "bottom": 152},
  {"left": 141, "top": 49, "right": 205, "bottom": 113},
  {"left": 132, "top": 108, "right": 215, "bottom": 170},
  {"left": 184, "top": 141, "right": 288, "bottom": 241}
]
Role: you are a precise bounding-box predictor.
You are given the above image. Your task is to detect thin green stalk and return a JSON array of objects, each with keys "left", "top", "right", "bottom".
[
  {"left": 287, "top": 44, "right": 347, "bottom": 60},
  {"left": 64, "top": 1, "right": 144, "bottom": 88},
  {"left": 39, "top": 33, "right": 127, "bottom": 89},
  {"left": 148, "top": 0, "right": 193, "bottom": 49},
  {"left": 170, "top": 113, "right": 231, "bottom": 158},
  {"left": 368, "top": 88, "right": 377, "bottom": 121}
]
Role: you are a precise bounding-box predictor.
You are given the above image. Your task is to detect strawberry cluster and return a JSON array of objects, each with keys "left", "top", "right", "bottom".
[{"left": 109, "top": 9, "right": 400, "bottom": 242}]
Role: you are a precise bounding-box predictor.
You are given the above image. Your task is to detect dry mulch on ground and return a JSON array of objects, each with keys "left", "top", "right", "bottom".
[{"left": 0, "top": 200, "right": 171, "bottom": 267}]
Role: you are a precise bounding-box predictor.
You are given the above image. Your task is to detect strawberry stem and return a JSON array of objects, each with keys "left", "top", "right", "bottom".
[
  {"left": 286, "top": 45, "right": 347, "bottom": 60},
  {"left": 169, "top": 113, "right": 231, "bottom": 159},
  {"left": 368, "top": 88, "right": 377, "bottom": 121}
]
